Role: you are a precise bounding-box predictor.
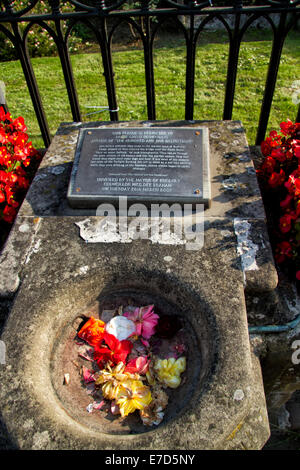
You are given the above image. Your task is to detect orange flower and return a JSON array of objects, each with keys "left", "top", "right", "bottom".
[{"left": 77, "top": 316, "right": 105, "bottom": 347}]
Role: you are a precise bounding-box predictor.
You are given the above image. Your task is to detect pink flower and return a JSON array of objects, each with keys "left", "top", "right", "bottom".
[
  {"left": 82, "top": 366, "right": 96, "bottom": 384},
  {"left": 123, "top": 305, "right": 159, "bottom": 339},
  {"left": 124, "top": 356, "right": 150, "bottom": 375}
]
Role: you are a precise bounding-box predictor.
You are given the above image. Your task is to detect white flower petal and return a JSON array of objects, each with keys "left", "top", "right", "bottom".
[{"left": 105, "top": 315, "right": 136, "bottom": 341}]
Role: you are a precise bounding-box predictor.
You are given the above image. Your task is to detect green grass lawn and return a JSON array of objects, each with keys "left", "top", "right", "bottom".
[{"left": 0, "top": 29, "right": 299, "bottom": 149}]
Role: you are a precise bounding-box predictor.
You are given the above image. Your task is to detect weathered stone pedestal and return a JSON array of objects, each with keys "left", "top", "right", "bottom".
[{"left": 0, "top": 120, "right": 277, "bottom": 450}]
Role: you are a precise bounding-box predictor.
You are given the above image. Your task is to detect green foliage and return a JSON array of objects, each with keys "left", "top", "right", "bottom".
[{"left": 0, "top": 0, "right": 86, "bottom": 61}]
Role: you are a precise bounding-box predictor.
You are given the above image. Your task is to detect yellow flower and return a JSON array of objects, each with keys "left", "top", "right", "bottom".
[
  {"left": 102, "top": 381, "right": 124, "bottom": 400},
  {"left": 95, "top": 362, "right": 138, "bottom": 387},
  {"left": 153, "top": 357, "right": 186, "bottom": 388},
  {"left": 115, "top": 379, "right": 152, "bottom": 417}
]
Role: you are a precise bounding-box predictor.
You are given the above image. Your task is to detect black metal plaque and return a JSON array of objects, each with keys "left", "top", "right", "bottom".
[{"left": 67, "top": 127, "right": 210, "bottom": 208}]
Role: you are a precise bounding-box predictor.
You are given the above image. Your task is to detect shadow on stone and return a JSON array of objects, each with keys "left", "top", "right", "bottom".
[{"left": 0, "top": 413, "right": 18, "bottom": 449}]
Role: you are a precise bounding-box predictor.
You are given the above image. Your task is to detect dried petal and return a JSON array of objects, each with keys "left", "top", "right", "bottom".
[
  {"left": 77, "top": 344, "right": 94, "bottom": 362},
  {"left": 110, "top": 400, "right": 120, "bottom": 415},
  {"left": 82, "top": 366, "right": 95, "bottom": 384},
  {"left": 139, "top": 385, "right": 168, "bottom": 426},
  {"left": 93, "top": 400, "right": 105, "bottom": 410},
  {"left": 63, "top": 373, "right": 70, "bottom": 385}
]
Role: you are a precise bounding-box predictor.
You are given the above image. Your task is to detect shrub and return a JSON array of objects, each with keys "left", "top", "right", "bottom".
[
  {"left": 0, "top": 106, "right": 41, "bottom": 246},
  {"left": 257, "top": 120, "right": 300, "bottom": 282},
  {"left": 0, "top": 1, "right": 84, "bottom": 61}
]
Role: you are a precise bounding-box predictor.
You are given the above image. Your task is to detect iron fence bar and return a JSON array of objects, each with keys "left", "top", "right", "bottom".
[
  {"left": 143, "top": 15, "right": 156, "bottom": 120},
  {"left": 11, "top": 22, "right": 51, "bottom": 147},
  {"left": 100, "top": 17, "right": 119, "bottom": 121},
  {"left": 185, "top": 14, "right": 196, "bottom": 120},
  {"left": 223, "top": 8, "right": 241, "bottom": 120},
  {"left": 54, "top": 19, "right": 81, "bottom": 122},
  {"left": 255, "top": 10, "right": 288, "bottom": 145}
]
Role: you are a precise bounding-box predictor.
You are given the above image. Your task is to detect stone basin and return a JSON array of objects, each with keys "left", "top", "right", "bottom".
[{"left": 50, "top": 285, "right": 214, "bottom": 436}]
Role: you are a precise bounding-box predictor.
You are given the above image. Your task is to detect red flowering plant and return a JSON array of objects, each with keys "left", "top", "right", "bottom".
[
  {"left": 256, "top": 119, "right": 300, "bottom": 283},
  {"left": 0, "top": 106, "right": 41, "bottom": 245}
]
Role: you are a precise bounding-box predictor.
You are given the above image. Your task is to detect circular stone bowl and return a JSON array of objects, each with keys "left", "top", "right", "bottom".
[
  {"left": 2, "top": 270, "right": 218, "bottom": 449},
  {"left": 50, "top": 288, "right": 209, "bottom": 435}
]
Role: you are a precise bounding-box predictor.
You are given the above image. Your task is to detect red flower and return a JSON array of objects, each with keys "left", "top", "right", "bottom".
[
  {"left": 2, "top": 205, "right": 17, "bottom": 223},
  {"left": 261, "top": 140, "right": 272, "bottom": 157},
  {"left": 271, "top": 148, "right": 286, "bottom": 162},
  {"left": 0, "top": 128, "right": 9, "bottom": 144},
  {"left": 296, "top": 271, "right": 300, "bottom": 281},
  {"left": 16, "top": 175, "right": 29, "bottom": 189},
  {"left": 294, "top": 179, "right": 300, "bottom": 198},
  {"left": 275, "top": 241, "right": 293, "bottom": 264},
  {"left": 285, "top": 174, "right": 296, "bottom": 194},
  {"left": 293, "top": 145, "right": 300, "bottom": 159},
  {"left": 280, "top": 120, "right": 294, "bottom": 136},
  {"left": 269, "top": 130, "right": 279, "bottom": 139},
  {"left": 268, "top": 169, "right": 285, "bottom": 188},
  {"left": 0, "top": 107, "right": 12, "bottom": 123},
  {"left": 0, "top": 170, "right": 8, "bottom": 184},
  {"left": 8, "top": 131, "right": 28, "bottom": 147},
  {"left": 261, "top": 156, "right": 276, "bottom": 174},
  {"left": 280, "top": 194, "right": 293, "bottom": 210},
  {"left": 13, "top": 116, "right": 27, "bottom": 133},
  {"left": 0, "top": 147, "right": 10, "bottom": 167},
  {"left": 0, "top": 106, "right": 40, "bottom": 226},
  {"left": 0, "top": 189, "right": 5, "bottom": 204},
  {"left": 93, "top": 332, "right": 133, "bottom": 368},
  {"left": 279, "top": 213, "right": 295, "bottom": 233}
]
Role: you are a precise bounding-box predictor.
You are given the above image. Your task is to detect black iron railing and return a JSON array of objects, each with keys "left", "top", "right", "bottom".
[{"left": 0, "top": 0, "right": 299, "bottom": 148}]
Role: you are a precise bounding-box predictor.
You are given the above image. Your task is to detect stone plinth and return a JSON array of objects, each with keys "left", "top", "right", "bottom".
[{"left": 0, "top": 120, "right": 274, "bottom": 450}]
